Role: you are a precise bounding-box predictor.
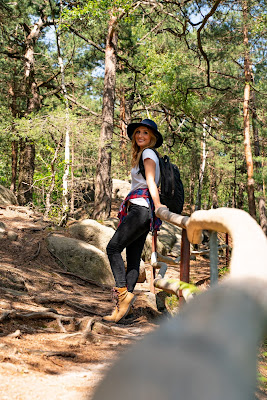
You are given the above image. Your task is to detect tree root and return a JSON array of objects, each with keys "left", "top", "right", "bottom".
[
  {"left": 44, "top": 351, "right": 77, "bottom": 359},
  {"left": 0, "top": 309, "right": 136, "bottom": 343},
  {"left": 57, "top": 317, "right": 136, "bottom": 344},
  {"left": 32, "top": 296, "right": 102, "bottom": 316},
  {"left": 52, "top": 269, "right": 110, "bottom": 289},
  {"left": 0, "top": 309, "right": 74, "bottom": 333}
]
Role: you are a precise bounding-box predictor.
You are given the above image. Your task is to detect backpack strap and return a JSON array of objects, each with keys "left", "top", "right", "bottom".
[{"left": 138, "top": 148, "right": 159, "bottom": 180}]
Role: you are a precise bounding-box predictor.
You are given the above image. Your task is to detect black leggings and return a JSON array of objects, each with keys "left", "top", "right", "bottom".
[{"left": 106, "top": 203, "right": 150, "bottom": 292}]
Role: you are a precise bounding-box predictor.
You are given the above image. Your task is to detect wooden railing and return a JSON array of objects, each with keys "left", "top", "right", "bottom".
[
  {"left": 92, "top": 207, "right": 267, "bottom": 400},
  {"left": 149, "top": 209, "right": 222, "bottom": 300}
]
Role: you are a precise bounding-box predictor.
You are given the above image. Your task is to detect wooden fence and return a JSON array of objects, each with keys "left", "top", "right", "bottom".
[{"left": 92, "top": 207, "right": 267, "bottom": 400}]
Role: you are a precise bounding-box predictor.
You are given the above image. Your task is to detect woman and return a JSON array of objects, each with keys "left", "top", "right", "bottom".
[{"left": 104, "top": 119, "right": 166, "bottom": 323}]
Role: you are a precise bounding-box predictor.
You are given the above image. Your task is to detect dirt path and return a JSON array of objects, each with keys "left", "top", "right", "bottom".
[{"left": 0, "top": 205, "right": 266, "bottom": 399}]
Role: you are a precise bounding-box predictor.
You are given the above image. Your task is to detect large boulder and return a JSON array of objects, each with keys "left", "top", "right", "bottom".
[
  {"left": 112, "top": 179, "right": 131, "bottom": 199},
  {"left": 0, "top": 185, "right": 18, "bottom": 206},
  {"left": 70, "top": 218, "right": 127, "bottom": 259},
  {"left": 69, "top": 219, "right": 116, "bottom": 253},
  {"left": 46, "top": 234, "right": 115, "bottom": 286},
  {"left": 69, "top": 219, "right": 146, "bottom": 283}
]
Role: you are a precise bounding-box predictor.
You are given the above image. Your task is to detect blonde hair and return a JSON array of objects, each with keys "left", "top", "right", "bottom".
[{"left": 131, "top": 128, "right": 157, "bottom": 168}]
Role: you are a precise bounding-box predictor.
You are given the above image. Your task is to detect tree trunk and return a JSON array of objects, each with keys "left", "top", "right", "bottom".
[
  {"left": 251, "top": 83, "right": 266, "bottom": 231},
  {"left": 251, "top": 91, "right": 260, "bottom": 169},
  {"left": 210, "top": 164, "right": 218, "bottom": 209},
  {"left": 93, "top": 14, "right": 118, "bottom": 220},
  {"left": 259, "top": 198, "right": 267, "bottom": 235},
  {"left": 44, "top": 135, "right": 62, "bottom": 218},
  {"left": 119, "top": 86, "right": 134, "bottom": 167},
  {"left": 195, "top": 120, "right": 207, "bottom": 211},
  {"left": 10, "top": 140, "right": 18, "bottom": 193},
  {"left": 237, "top": 182, "right": 245, "bottom": 209},
  {"left": 70, "top": 131, "right": 75, "bottom": 214},
  {"left": 242, "top": 0, "right": 257, "bottom": 220},
  {"left": 119, "top": 88, "right": 128, "bottom": 166},
  {"left": 17, "top": 139, "right": 35, "bottom": 205},
  {"left": 189, "top": 143, "right": 198, "bottom": 214},
  {"left": 8, "top": 80, "right": 19, "bottom": 193},
  {"left": 17, "top": 17, "right": 45, "bottom": 205}
]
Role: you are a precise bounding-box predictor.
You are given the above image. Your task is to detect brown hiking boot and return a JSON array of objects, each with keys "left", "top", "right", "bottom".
[
  {"left": 114, "top": 287, "right": 136, "bottom": 323},
  {"left": 103, "top": 306, "right": 119, "bottom": 322},
  {"left": 102, "top": 287, "right": 135, "bottom": 322},
  {"left": 103, "top": 287, "right": 135, "bottom": 323},
  {"left": 103, "top": 287, "right": 119, "bottom": 322}
]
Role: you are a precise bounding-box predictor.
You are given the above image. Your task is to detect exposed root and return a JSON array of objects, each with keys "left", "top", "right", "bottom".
[
  {"left": 0, "top": 309, "right": 74, "bottom": 325},
  {"left": 44, "top": 351, "right": 76, "bottom": 359},
  {"left": 32, "top": 296, "right": 102, "bottom": 316}
]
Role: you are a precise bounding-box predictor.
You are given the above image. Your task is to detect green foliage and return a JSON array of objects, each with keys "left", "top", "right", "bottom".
[{"left": 0, "top": 0, "right": 266, "bottom": 219}]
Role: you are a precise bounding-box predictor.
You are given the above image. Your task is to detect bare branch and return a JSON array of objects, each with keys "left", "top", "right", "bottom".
[
  {"left": 196, "top": 0, "right": 223, "bottom": 87},
  {"left": 65, "top": 94, "right": 100, "bottom": 116}
]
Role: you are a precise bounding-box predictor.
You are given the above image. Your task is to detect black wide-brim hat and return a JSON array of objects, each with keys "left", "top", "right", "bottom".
[{"left": 127, "top": 118, "right": 163, "bottom": 148}]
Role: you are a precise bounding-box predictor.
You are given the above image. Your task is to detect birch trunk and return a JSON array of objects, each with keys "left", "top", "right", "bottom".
[
  {"left": 195, "top": 120, "right": 207, "bottom": 211},
  {"left": 54, "top": 0, "right": 71, "bottom": 225}
]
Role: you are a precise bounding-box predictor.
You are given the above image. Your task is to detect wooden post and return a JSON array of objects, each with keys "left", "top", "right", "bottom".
[
  {"left": 209, "top": 231, "right": 218, "bottom": 286},
  {"left": 179, "top": 228, "right": 190, "bottom": 302},
  {"left": 226, "top": 233, "right": 229, "bottom": 266},
  {"left": 150, "top": 232, "right": 157, "bottom": 293}
]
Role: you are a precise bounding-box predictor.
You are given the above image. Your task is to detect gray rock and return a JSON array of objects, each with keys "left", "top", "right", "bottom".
[
  {"left": 112, "top": 179, "right": 131, "bottom": 199},
  {"left": 0, "top": 185, "right": 18, "bottom": 206},
  {"left": 137, "top": 259, "right": 146, "bottom": 283},
  {"left": 7, "top": 230, "right": 18, "bottom": 241},
  {"left": 69, "top": 219, "right": 146, "bottom": 283},
  {"left": 46, "top": 234, "right": 115, "bottom": 287},
  {"left": 69, "top": 219, "right": 115, "bottom": 253},
  {"left": 102, "top": 218, "right": 119, "bottom": 230},
  {"left": 158, "top": 221, "right": 180, "bottom": 253},
  {"left": 0, "top": 221, "right": 6, "bottom": 239},
  {"left": 0, "top": 221, "right": 6, "bottom": 235}
]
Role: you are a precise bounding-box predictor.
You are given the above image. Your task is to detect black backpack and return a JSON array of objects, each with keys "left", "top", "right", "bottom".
[{"left": 138, "top": 149, "right": 184, "bottom": 214}]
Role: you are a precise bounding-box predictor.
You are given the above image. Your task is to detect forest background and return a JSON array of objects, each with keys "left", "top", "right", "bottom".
[{"left": 0, "top": 0, "right": 266, "bottom": 231}]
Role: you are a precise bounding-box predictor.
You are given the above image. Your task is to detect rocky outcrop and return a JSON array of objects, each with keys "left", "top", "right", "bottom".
[
  {"left": 46, "top": 234, "right": 115, "bottom": 287},
  {"left": 0, "top": 185, "right": 18, "bottom": 206}
]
